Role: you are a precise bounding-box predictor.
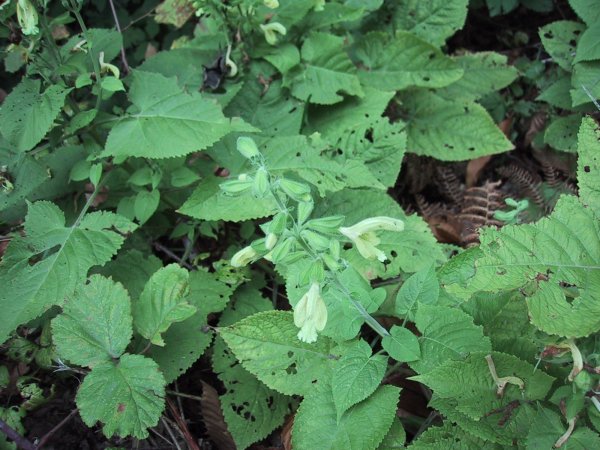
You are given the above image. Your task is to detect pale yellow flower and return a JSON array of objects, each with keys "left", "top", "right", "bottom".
[
  {"left": 294, "top": 282, "right": 327, "bottom": 343},
  {"left": 339, "top": 217, "right": 404, "bottom": 262},
  {"left": 260, "top": 22, "right": 287, "bottom": 45},
  {"left": 16, "top": 0, "right": 39, "bottom": 35},
  {"left": 264, "top": 0, "right": 279, "bottom": 8},
  {"left": 230, "top": 245, "right": 257, "bottom": 267}
]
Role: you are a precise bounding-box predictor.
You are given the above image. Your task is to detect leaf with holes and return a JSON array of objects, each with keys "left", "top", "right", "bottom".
[
  {"left": 76, "top": 353, "right": 165, "bottom": 439},
  {"left": 0, "top": 201, "right": 136, "bottom": 344},
  {"left": 577, "top": 116, "right": 600, "bottom": 215},
  {"left": 539, "top": 21, "right": 584, "bottom": 71}
]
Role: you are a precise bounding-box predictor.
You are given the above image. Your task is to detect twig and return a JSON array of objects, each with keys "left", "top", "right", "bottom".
[
  {"left": 36, "top": 409, "right": 78, "bottom": 449},
  {"left": 167, "top": 398, "right": 201, "bottom": 450},
  {"left": 167, "top": 390, "right": 203, "bottom": 402},
  {"left": 153, "top": 243, "right": 193, "bottom": 270},
  {"left": 107, "top": 0, "right": 130, "bottom": 74},
  {"left": 160, "top": 417, "right": 183, "bottom": 450},
  {"left": 0, "top": 417, "right": 36, "bottom": 450}
]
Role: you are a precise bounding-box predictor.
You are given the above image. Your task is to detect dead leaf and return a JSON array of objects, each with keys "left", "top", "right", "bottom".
[
  {"left": 466, "top": 155, "right": 492, "bottom": 187},
  {"left": 281, "top": 414, "right": 294, "bottom": 450},
  {"left": 200, "top": 381, "right": 236, "bottom": 450}
]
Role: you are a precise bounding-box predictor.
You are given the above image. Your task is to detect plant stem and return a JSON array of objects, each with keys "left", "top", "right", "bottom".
[
  {"left": 0, "top": 418, "right": 35, "bottom": 450},
  {"left": 107, "top": 0, "right": 130, "bottom": 74}
]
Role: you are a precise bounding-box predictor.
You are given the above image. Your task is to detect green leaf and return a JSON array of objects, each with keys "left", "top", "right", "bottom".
[
  {"left": 413, "top": 352, "right": 554, "bottom": 420},
  {"left": 394, "top": 264, "right": 439, "bottom": 320},
  {"left": 292, "top": 382, "right": 400, "bottom": 450},
  {"left": 263, "top": 43, "right": 301, "bottom": 74},
  {"left": 436, "top": 52, "right": 519, "bottom": 101},
  {"left": 355, "top": 32, "right": 463, "bottom": 91},
  {"left": 526, "top": 405, "right": 600, "bottom": 449},
  {"left": 315, "top": 189, "right": 446, "bottom": 279},
  {"left": 179, "top": 176, "right": 277, "bottom": 222},
  {"left": 332, "top": 339, "right": 388, "bottom": 417},
  {"left": 539, "top": 21, "right": 584, "bottom": 71},
  {"left": 568, "top": 0, "right": 600, "bottom": 25},
  {"left": 76, "top": 354, "right": 165, "bottom": 439},
  {"left": 537, "top": 75, "right": 574, "bottom": 110},
  {"left": 574, "top": 22, "right": 600, "bottom": 63},
  {"left": 52, "top": 275, "right": 132, "bottom": 367},
  {"left": 97, "top": 249, "right": 162, "bottom": 300},
  {"left": 544, "top": 114, "right": 582, "bottom": 152},
  {"left": 571, "top": 61, "right": 600, "bottom": 106},
  {"left": 219, "top": 311, "right": 334, "bottom": 396},
  {"left": 392, "top": 0, "right": 468, "bottom": 47},
  {"left": 0, "top": 202, "right": 136, "bottom": 344},
  {"left": 410, "top": 304, "right": 491, "bottom": 374},
  {"left": 577, "top": 116, "right": 600, "bottom": 216},
  {"left": 133, "top": 264, "right": 193, "bottom": 346},
  {"left": 151, "top": 270, "right": 233, "bottom": 382},
  {"left": 409, "top": 422, "right": 496, "bottom": 449},
  {"left": 0, "top": 406, "right": 25, "bottom": 450},
  {"left": 377, "top": 417, "right": 406, "bottom": 449},
  {"left": 212, "top": 287, "right": 291, "bottom": 450},
  {"left": 284, "top": 32, "right": 364, "bottom": 105},
  {"left": 0, "top": 79, "right": 70, "bottom": 152},
  {"left": 444, "top": 195, "right": 600, "bottom": 338},
  {"left": 155, "top": 0, "right": 195, "bottom": 28},
  {"left": 134, "top": 189, "right": 160, "bottom": 224},
  {"left": 382, "top": 325, "right": 421, "bottom": 363},
  {"left": 404, "top": 90, "right": 513, "bottom": 161},
  {"left": 102, "top": 71, "right": 254, "bottom": 159}
]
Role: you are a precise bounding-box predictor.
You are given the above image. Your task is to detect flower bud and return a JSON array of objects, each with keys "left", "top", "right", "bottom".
[
  {"left": 264, "top": 0, "right": 279, "bottom": 8},
  {"left": 220, "top": 178, "right": 253, "bottom": 195},
  {"left": 17, "top": 0, "right": 39, "bottom": 35},
  {"left": 252, "top": 167, "right": 270, "bottom": 198},
  {"left": 265, "top": 233, "right": 278, "bottom": 250},
  {"left": 306, "top": 215, "right": 345, "bottom": 234},
  {"left": 270, "top": 236, "right": 295, "bottom": 263},
  {"left": 259, "top": 22, "right": 287, "bottom": 46},
  {"left": 237, "top": 137, "right": 260, "bottom": 160},
  {"left": 279, "top": 178, "right": 311, "bottom": 202},
  {"left": 301, "top": 230, "right": 330, "bottom": 251},
  {"left": 322, "top": 253, "right": 340, "bottom": 271},
  {"left": 269, "top": 212, "right": 288, "bottom": 234},
  {"left": 329, "top": 239, "right": 341, "bottom": 260},
  {"left": 297, "top": 200, "right": 314, "bottom": 224}
]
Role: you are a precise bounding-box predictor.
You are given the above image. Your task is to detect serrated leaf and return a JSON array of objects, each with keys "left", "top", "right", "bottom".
[
  {"left": 292, "top": 382, "right": 400, "bottom": 450},
  {"left": 0, "top": 79, "right": 71, "bottom": 152},
  {"left": 284, "top": 32, "right": 363, "bottom": 105},
  {"left": 544, "top": 114, "right": 582, "bottom": 152},
  {"left": 537, "top": 75, "right": 573, "bottom": 110},
  {"left": 0, "top": 202, "right": 136, "bottom": 344},
  {"left": 52, "top": 275, "right": 132, "bottom": 367},
  {"left": 443, "top": 195, "right": 600, "bottom": 337},
  {"left": 409, "top": 422, "right": 497, "bottom": 449},
  {"left": 382, "top": 325, "right": 421, "bottom": 363},
  {"left": 574, "top": 22, "right": 600, "bottom": 63},
  {"left": 263, "top": 43, "right": 301, "bottom": 74},
  {"left": 577, "top": 116, "right": 600, "bottom": 215},
  {"left": 76, "top": 353, "right": 165, "bottom": 439},
  {"left": 151, "top": 270, "right": 233, "bottom": 382},
  {"left": 102, "top": 71, "right": 254, "bottom": 159},
  {"left": 436, "top": 52, "right": 519, "bottom": 101},
  {"left": 539, "top": 21, "right": 584, "bottom": 71},
  {"left": 332, "top": 339, "right": 387, "bottom": 418},
  {"left": 179, "top": 176, "right": 277, "bottom": 222},
  {"left": 134, "top": 189, "right": 160, "bottom": 224},
  {"left": 355, "top": 32, "right": 463, "bottom": 91},
  {"left": 392, "top": 0, "right": 468, "bottom": 47},
  {"left": 410, "top": 304, "right": 491, "bottom": 374},
  {"left": 133, "top": 264, "right": 193, "bottom": 346},
  {"left": 571, "top": 61, "right": 600, "bottom": 106},
  {"left": 394, "top": 264, "right": 439, "bottom": 320},
  {"left": 315, "top": 189, "right": 446, "bottom": 280},
  {"left": 404, "top": 90, "right": 513, "bottom": 161},
  {"left": 212, "top": 288, "right": 290, "bottom": 450},
  {"left": 219, "top": 311, "right": 334, "bottom": 396},
  {"left": 413, "top": 352, "right": 554, "bottom": 420},
  {"left": 155, "top": 0, "right": 195, "bottom": 28},
  {"left": 569, "top": 0, "right": 600, "bottom": 25},
  {"left": 526, "top": 405, "right": 600, "bottom": 449},
  {"left": 377, "top": 417, "right": 406, "bottom": 449}
]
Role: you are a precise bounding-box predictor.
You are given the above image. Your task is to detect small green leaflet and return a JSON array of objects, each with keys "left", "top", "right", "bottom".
[
  {"left": 409, "top": 422, "right": 494, "bottom": 450},
  {"left": 0, "top": 79, "right": 71, "bottom": 152},
  {"left": 332, "top": 339, "right": 388, "bottom": 418},
  {"left": 569, "top": 0, "right": 600, "bottom": 26},
  {"left": 219, "top": 311, "right": 334, "bottom": 396},
  {"left": 403, "top": 90, "right": 514, "bottom": 161},
  {"left": 410, "top": 304, "right": 491, "bottom": 374},
  {"left": 577, "top": 117, "right": 600, "bottom": 215},
  {"left": 413, "top": 352, "right": 554, "bottom": 421},
  {"left": 574, "top": 22, "right": 600, "bottom": 63},
  {"left": 394, "top": 264, "right": 440, "bottom": 320},
  {"left": 97, "top": 249, "right": 162, "bottom": 300},
  {"left": 52, "top": 275, "right": 132, "bottom": 367},
  {"left": 393, "top": 0, "right": 469, "bottom": 47},
  {"left": 133, "top": 264, "right": 194, "bottom": 346},
  {"left": 544, "top": 114, "right": 581, "bottom": 152},
  {"left": 382, "top": 325, "right": 421, "bottom": 363},
  {"left": 133, "top": 189, "right": 160, "bottom": 224},
  {"left": 571, "top": 61, "right": 600, "bottom": 106},
  {"left": 76, "top": 353, "right": 165, "bottom": 439},
  {"left": 0, "top": 201, "right": 136, "bottom": 344},
  {"left": 102, "top": 71, "right": 254, "bottom": 159},
  {"left": 284, "top": 32, "right": 364, "bottom": 105},
  {"left": 292, "top": 381, "right": 400, "bottom": 450},
  {"left": 539, "top": 21, "right": 584, "bottom": 71},
  {"left": 355, "top": 31, "right": 463, "bottom": 91}
]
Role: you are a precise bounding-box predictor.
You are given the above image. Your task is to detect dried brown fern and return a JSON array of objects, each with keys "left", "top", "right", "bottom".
[
  {"left": 460, "top": 181, "right": 504, "bottom": 247},
  {"left": 415, "top": 194, "right": 453, "bottom": 220},
  {"left": 436, "top": 166, "right": 465, "bottom": 206},
  {"left": 496, "top": 164, "right": 545, "bottom": 207}
]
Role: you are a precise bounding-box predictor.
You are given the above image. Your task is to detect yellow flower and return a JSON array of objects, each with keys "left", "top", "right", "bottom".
[
  {"left": 260, "top": 22, "right": 287, "bottom": 45},
  {"left": 264, "top": 0, "right": 279, "bottom": 8},
  {"left": 294, "top": 282, "right": 327, "bottom": 343},
  {"left": 99, "top": 51, "right": 120, "bottom": 78},
  {"left": 16, "top": 0, "right": 39, "bottom": 36},
  {"left": 339, "top": 217, "right": 404, "bottom": 262},
  {"left": 230, "top": 245, "right": 257, "bottom": 267}
]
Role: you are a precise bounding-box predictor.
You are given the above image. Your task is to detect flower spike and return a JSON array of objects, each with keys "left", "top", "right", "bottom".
[
  {"left": 339, "top": 217, "right": 404, "bottom": 262},
  {"left": 294, "top": 282, "right": 327, "bottom": 343}
]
